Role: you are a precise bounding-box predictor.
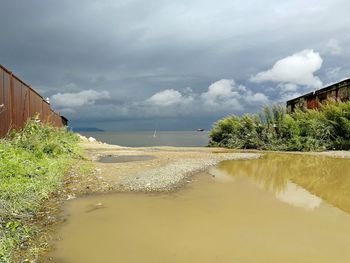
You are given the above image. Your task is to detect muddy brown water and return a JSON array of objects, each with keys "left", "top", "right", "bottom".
[{"left": 50, "top": 154, "right": 350, "bottom": 263}]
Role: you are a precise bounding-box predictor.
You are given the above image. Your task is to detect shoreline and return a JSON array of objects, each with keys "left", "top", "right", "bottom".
[
  {"left": 78, "top": 140, "right": 261, "bottom": 193},
  {"left": 75, "top": 139, "right": 350, "bottom": 194}
]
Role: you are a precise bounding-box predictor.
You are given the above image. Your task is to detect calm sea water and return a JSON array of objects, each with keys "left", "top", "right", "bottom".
[{"left": 79, "top": 131, "right": 210, "bottom": 147}]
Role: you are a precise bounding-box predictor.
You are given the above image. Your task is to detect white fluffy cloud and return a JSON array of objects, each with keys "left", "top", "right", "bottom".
[
  {"left": 136, "top": 79, "right": 269, "bottom": 116},
  {"left": 250, "top": 49, "right": 323, "bottom": 88},
  {"left": 51, "top": 79, "right": 270, "bottom": 122},
  {"left": 51, "top": 89, "right": 110, "bottom": 107},
  {"left": 201, "top": 79, "right": 241, "bottom": 108},
  {"left": 145, "top": 89, "right": 193, "bottom": 106},
  {"left": 201, "top": 79, "right": 268, "bottom": 110}
]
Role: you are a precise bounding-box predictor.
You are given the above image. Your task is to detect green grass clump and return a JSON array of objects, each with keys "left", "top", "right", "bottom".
[
  {"left": 0, "top": 118, "right": 81, "bottom": 262},
  {"left": 209, "top": 100, "right": 350, "bottom": 151}
]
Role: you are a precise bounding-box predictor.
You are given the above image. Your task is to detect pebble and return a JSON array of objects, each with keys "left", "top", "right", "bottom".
[{"left": 66, "top": 194, "right": 76, "bottom": 200}]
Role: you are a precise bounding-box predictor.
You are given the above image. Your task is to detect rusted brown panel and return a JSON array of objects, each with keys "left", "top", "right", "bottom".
[
  {"left": 339, "top": 87, "right": 349, "bottom": 101},
  {"left": 52, "top": 113, "right": 61, "bottom": 127},
  {"left": 2, "top": 71, "right": 11, "bottom": 136},
  {"left": 24, "top": 86, "right": 30, "bottom": 125},
  {"left": 0, "top": 68, "right": 11, "bottom": 137},
  {"left": 51, "top": 114, "right": 57, "bottom": 126},
  {"left": 53, "top": 114, "right": 58, "bottom": 127},
  {"left": 29, "top": 89, "right": 43, "bottom": 119},
  {"left": 13, "top": 79, "right": 32, "bottom": 130},
  {"left": 59, "top": 115, "right": 64, "bottom": 127},
  {"left": 42, "top": 101, "right": 50, "bottom": 123},
  {"left": 307, "top": 98, "right": 319, "bottom": 110},
  {"left": 46, "top": 109, "right": 55, "bottom": 126},
  {"left": 45, "top": 110, "right": 52, "bottom": 125},
  {"left": 295, "top": 98, "right": 307, "bottom": 111},
  {"left": 327, "top": 90, "right": 337, "bottom": 100},
  {"left": 56, "top": 113, "right": 63, "bottom": 127},
  {"left": 51, "top": 112, "right": 57, "bottom": 126},
  {"left": 11, "top": 78, "right": 28, "bottom": 130},
  {"left": 0, "top": 68, "right": 5, "bottom": 137}
]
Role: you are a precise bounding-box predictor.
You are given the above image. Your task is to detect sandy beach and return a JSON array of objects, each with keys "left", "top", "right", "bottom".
[{"left": 78, "top": 140, "right": 261, "bottom": 192}]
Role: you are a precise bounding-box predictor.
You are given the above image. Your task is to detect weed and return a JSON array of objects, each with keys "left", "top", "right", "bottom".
[{"left": 0, "top": 117, "right": 81, "bottom": 262}]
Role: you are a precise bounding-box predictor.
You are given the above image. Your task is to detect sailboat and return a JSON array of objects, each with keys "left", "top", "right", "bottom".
[{"left": 153, "top": 128, "right": 157, "bottom": 138}]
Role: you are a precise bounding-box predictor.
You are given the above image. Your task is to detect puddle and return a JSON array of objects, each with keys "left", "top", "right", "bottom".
[
  {"left": 49, "top": 154, "right": 350, "bottom": 263},
  {"left": 98, "top": 154, "right": 155, "bottom": 163}
]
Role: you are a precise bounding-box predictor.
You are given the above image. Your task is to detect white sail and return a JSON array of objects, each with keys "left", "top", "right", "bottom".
[{"left": 153, "top": 129, "right": 157, "bottom": 138}]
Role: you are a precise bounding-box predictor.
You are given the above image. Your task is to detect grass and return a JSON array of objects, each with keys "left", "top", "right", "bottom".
[
  {"left": 0, "top": 118, "right": 81, "bottom": 262},
  {"left": 209, "top": 100, "right": 350, "bottom": 151}
]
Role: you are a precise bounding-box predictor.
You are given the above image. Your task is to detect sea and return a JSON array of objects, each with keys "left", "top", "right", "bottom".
[{"left": 79, "top": 131, "right": 210, "bottom": 147}]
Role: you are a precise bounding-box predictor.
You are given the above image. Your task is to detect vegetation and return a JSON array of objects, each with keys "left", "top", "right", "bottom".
[
  {"left": 209, "top": 100, "right": 350, "bottom": 151},
  {"left": 0, "top": 118, "right": 81, "bottom": 262}
]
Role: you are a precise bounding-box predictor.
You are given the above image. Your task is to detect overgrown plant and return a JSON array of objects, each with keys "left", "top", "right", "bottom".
[
  {"left": 0, "top": 118, "right": 81, "bottom": 262},
  {"left": 209, "top": 100, "right": 350, "bottom": 151}
]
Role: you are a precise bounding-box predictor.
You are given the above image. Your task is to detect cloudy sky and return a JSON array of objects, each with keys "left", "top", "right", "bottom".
[{"left": 1, "top": 0, "right": 350, "bottom": 130}]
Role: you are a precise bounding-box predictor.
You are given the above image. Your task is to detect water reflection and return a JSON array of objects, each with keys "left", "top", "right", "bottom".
[
  {"left": 275, "top": 182, "right": 322, "bottom": 210},
  {"left": 217, "top": 154, "right": 350, "bottom": 213}
]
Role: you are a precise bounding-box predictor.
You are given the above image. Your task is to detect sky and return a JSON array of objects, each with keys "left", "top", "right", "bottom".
[{"left": 1, "top": 0, "right": 350, "bottom": 130}]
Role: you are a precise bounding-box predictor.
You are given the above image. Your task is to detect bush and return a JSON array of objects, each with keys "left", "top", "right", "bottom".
[
  {"left": 0, "top": 118, "right": 81, "bottom": 262},
  {"left": 209, "top": 100, "right": 350, "bottom": 151}
]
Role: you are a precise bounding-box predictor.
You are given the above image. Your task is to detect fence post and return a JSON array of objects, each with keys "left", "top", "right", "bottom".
[
  {"left": 27, "top": 87, "right": 30, "bottom": 121},
  {"left": 9, "top": 72, "right": 14, "bottom": 132}
]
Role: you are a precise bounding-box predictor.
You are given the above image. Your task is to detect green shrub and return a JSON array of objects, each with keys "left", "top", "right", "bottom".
[
  {"left": 209, "top": 100, "right": 350, "bottom": 151},
  {"left": 0, "top": 118, "right": 81, "bottom": 262}
]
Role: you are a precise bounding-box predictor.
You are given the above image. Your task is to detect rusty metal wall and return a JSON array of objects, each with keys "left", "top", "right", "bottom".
[
  {"left": 306, "top": 98, "right": 318, "bottom": 110},
  {"left": 287, "top": 79, "right": 350, "bottom": 113},
  {"left": 42, "top": 101, "right": 51, "bottom": 122},
  {"left": 29, "top": 89, "right": 43, "bottom": 119},
  {"left": 0, "top": 68, "right": 11, "bottom": 137},
  {"left": 0, "top": 64, "right": 66, "bottom": 137}
]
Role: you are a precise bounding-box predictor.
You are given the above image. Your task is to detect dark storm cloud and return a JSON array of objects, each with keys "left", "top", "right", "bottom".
[{"left": 1, "top": 0, "right": 350, "bottom": 129}]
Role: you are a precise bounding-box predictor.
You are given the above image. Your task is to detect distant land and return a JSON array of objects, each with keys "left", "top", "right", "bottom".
[{"left": 72, "top": 127, "right": 105, "bottom": 132}]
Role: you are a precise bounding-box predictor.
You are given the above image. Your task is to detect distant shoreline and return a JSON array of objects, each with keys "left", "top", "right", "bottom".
[{"left": 78, "top": 130, "right": 210, "bottom": 147}]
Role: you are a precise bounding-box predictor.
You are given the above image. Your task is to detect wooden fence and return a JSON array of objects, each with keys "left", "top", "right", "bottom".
[{"left": 0, "top": 64, "right": 67, "bottom": 137}]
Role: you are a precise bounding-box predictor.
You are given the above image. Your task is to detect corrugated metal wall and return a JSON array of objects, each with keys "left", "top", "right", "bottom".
[
  {"left": 287, "top": 79, "right": 350, "bottom": 113},
  {"left": 0, "top": 64, "right": 66, "bottom": 137}
]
